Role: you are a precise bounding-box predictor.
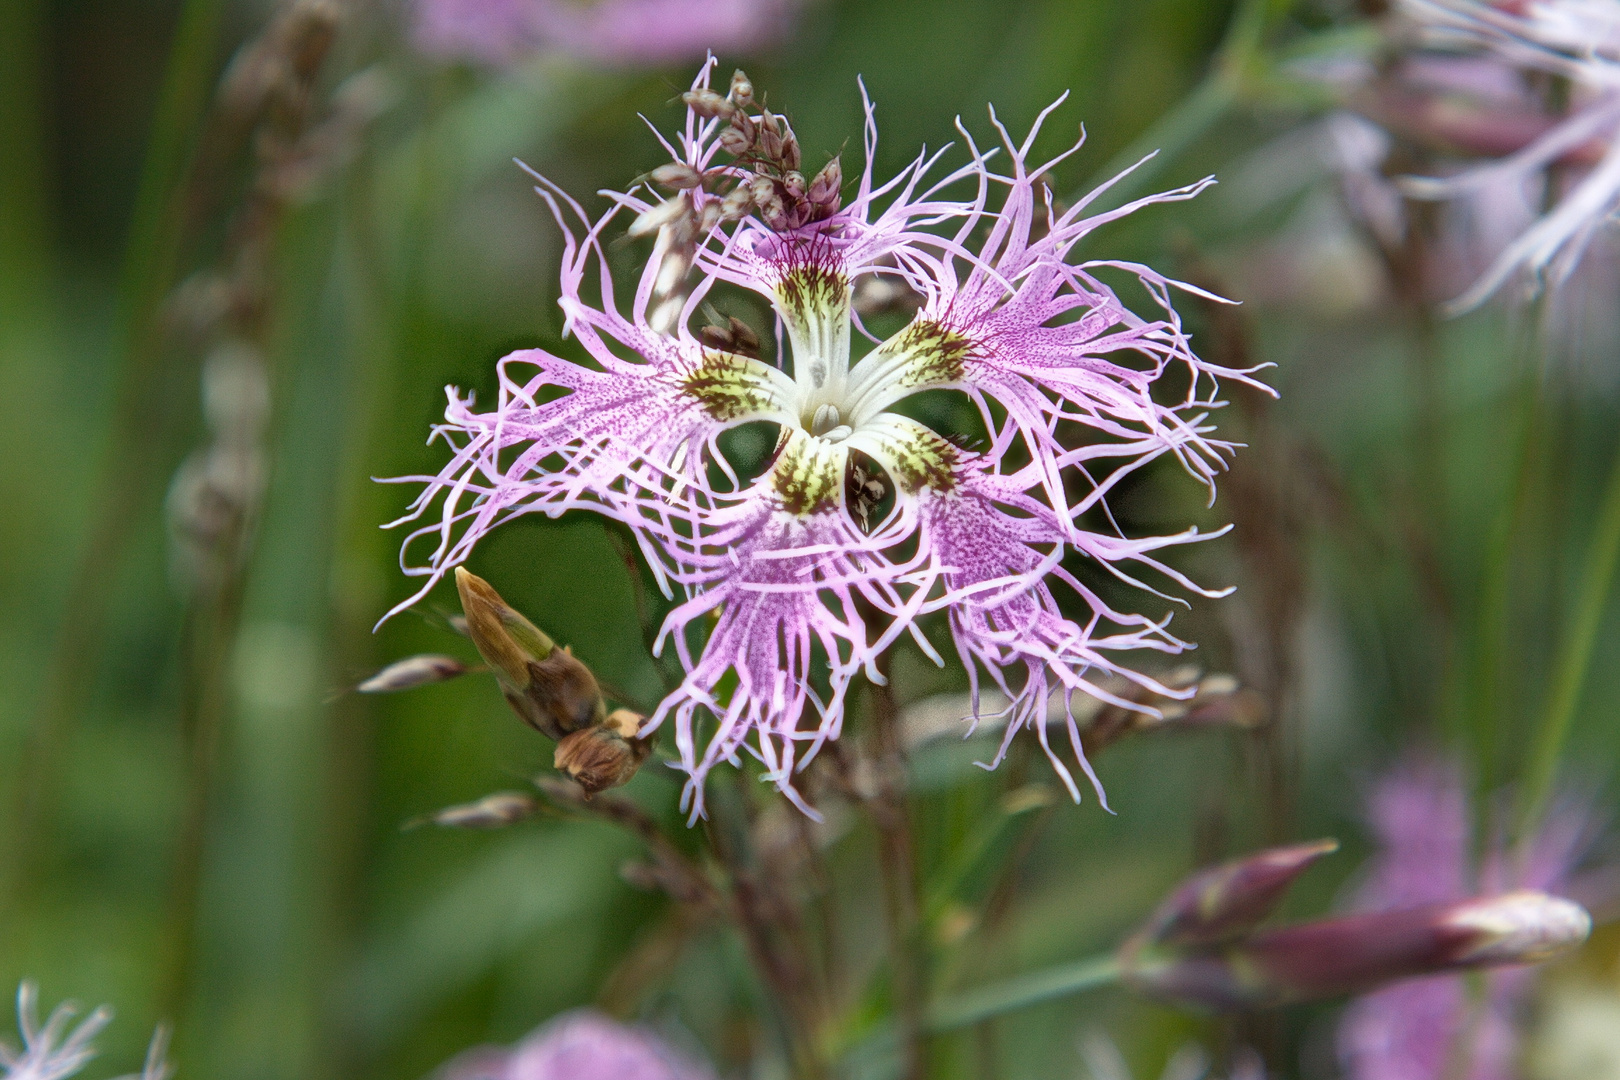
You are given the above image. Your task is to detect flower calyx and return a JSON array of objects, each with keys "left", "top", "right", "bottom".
[
  {"left": 455, "top": 567, "right": 606, "bottom": 740},
  {"left": 554, "top": 708, "right": 654, "bottom": 797},
  {"left": 453, "top": 568, "right": 651, "bottom": 796}
]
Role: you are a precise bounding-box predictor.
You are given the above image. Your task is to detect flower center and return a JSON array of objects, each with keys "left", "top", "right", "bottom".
[{"left": 807, "top": 402, "right": 853, "bottom": 442}]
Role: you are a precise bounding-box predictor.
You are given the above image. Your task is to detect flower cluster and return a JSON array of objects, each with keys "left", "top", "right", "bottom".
[
  {"left": 436, "top": 1011, "right": 714, "bottom": 1080},
  {"left": 388, "top": 62, "right": 1264, "bottom": 817},
  {"left": 1393, "top": 0, "right": 1620, "bottom": 310}
]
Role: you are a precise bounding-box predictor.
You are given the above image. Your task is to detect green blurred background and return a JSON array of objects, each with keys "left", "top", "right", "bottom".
[{"left": 3, "top": 0, "right": 1619, "bottom": 1077}]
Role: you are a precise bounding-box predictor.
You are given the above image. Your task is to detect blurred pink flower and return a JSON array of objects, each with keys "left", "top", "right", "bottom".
[
  {"left": 1, "top": 983, "right": 169, "bottom": 1080},
  {"left": 436, "top": 1011, "right": 714, "bottom": 1080},
  {"left": 412, "top": 0, "right": 801, "bottom": 67},
  {"left": 1337, "top": 754, "right": 1596, "bottom": 1080},
  {"left": 1394, "top": 0, "right": 1620, "bottom": 310}
]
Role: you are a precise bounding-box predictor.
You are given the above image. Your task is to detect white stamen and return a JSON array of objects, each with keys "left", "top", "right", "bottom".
[{"left": 810, "top": 403, "right": 842, "bottom": 435}]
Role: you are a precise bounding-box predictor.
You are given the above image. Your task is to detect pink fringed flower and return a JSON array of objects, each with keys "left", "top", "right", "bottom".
[
  {"left": 1397, "top": 0, "right": 1620, "bottom": 310},
  {"left": 1337, "top": 754, "right": 1597, "bottom": 1080},
  {"left": 412, "top": 0, "right": 800, "bottom": 67},
  {"left": 437, "top": 1011, "right": 714, "bottom": 1080},
  {"left": 388, "top": 62, "right": 1264, "bottom": 817}
]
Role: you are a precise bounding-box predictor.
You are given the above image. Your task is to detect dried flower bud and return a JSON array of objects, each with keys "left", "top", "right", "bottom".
[
  {"left": 649, "top": 162, "right": 703, "bottom": 190},
  {"left": 758, "top": 126, "right": 784, "bottom": 162},
  {"left": 682, "top": 88, "right": 736, "bottom": 121},
  {"left": 781, "top": 170, "right": 806, "bottom": 200},
  {"left": 808, "top": 157, "right": 842, "bottom": 210},
  {"left": 780, "top": 134, "right": 801, "bottom": 173},
  {"left": 750, "top": 175, "right": 787, "bottom": 230},
  {"left": 627, "top": 193, "right": 689, "bottom": 239},
  {"left": 718, "top": 125, "right": 753, "bottom": 157},
  {"left": 454, "top": 567, "right": 606, "bottom": 739},
  {"left": 719, "top": 183, "right": 754, "bottom": 221},
  {"left": 696, "top": 200, "right": 722, "bottom": 235},
  {"left": 357, "top": 654, "right": 470, "bottom": 693},
  {"left": 554, "top": 709, "right": 652, "bottom": 795},
  {"left": 417, "top": 791, "right": 539, "bottom": 829},
  {"left": 729, "top": 69, "right": 755, "bottom": 108},
  {"left": 1122, "top": 888, "right": 1592, "bottom": 1011}
]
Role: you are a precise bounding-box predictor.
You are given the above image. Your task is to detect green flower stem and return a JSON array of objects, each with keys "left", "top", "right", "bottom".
[
  {"left": 1518, "top": 438, "right": 1620, "bottom": 832},
  {"left": 927, "top": 953, "right": 1121, "bottom": 1032},
  {"left": 1076, "top": 0, "right": 1280, "bottom": 207}
]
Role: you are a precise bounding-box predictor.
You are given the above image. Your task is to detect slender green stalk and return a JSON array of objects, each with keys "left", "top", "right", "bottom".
[
  {"left": 928, "top": 953, "right": 1120, "bottom": 1032},
  {"left": 1464, "top": 309, "right": 1548, "bottom": 847},
  {"left": 4, "top": 0, "right": 225, "bottom": 907},
  {"left": 1517, "top": 439, "right": 1620, "bottom": 831},
  {"left": 1076, "top": 0, "right": 1276, "bottom": 206},
  {"left": 867, "top": 674, "right": 928, "bottom": 1080}
]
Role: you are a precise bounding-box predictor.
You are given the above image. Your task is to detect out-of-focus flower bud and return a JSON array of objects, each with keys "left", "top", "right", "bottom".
[
  {"left": 699, "top": 315, "right": 762, "bottom": 358},
  {"left": 628, "top": 193, "right": 689, "bottom": 239},
  {"left": 682, "top": 88, "right": 736, "bottom": 121},
  {"left": 729, "top": 69, "right": 755, "bottom": 108},
  {"left": 650, "top": 162, "right": 703, "bottom": 190},
  {"left": 1122, "top": 853, "right": 1592, "bottom": 1011},
  {"left": 415, "top": 791, "right": 539, "bottom": 829},
  {"left": 1137, "top": 839, "right": 1340, "bottom": 948},
  {"left": 357, "top": 653, "right": 470, "bottom": 693},
  {"left": 781, "top": 134, "right": 801, "bottom": 173},
  {"left": 554, "top": 708, "right": 652, "bottom": 796},
  {"left": 454, "top": 567, "right": 606, "bottom": 739}
]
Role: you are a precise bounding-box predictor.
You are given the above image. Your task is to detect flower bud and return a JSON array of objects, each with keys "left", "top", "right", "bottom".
[
  {"left": 357, "top": 654, "right": 470, "bottom": 693},
  {"left": 627, "top": 193, "right": 689, "bottom": 239},
  {"left": 681, "top": 88, "right": 735, "bottom": 120},
  {"left": 719, "top": 183, "right": 754, "bottom": 221},
  {"left": 718, "top": 126, "right": 752, "bottom": 157},
  {"left": 418, "top": 791, "right": 539, "bottom": 829},
  {"left": 554, "top": 709, "right": 652, "bottom": 796},
  {"left": 454, "top": 567, "right": 606, "bottom": 740},
  {"left": 781, "top": 170, "right": 806, "bottom": 200},
  {"left": 729, "top": 69, "right": 755, "bottom": 107},
  {"left": 750, "top": 175, "right": 787, "bottom": 230},
  {"left": 758, "top": 126, "right": 784, "bottom": 162},
  {"left": 808, "top": 157, "right": 842, "bottom": 208},
  {"left": 649, "top": 162, "right": 703, "bottom": 190},
  {"left": 1122, "top": 888, "right": 1592, "bottom": 1011},
  {"left": 780, "top": 134, "right": 801, "bottom": 173},
  {"left": 1139, "top": 839, "right": 1340, "bottom": 948}
]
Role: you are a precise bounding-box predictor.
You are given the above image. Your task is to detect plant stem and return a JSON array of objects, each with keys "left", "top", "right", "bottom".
[
  {"left": 867, "top": 674, "right": 928, "bottom": 1080},
  {"left": 1517, "top": 438, "right": 1620, "bottom": 832},
  {"left": 1469, "top": 327, "right": 1547, "bottom": 836},
  {"left": 928, "top": 954, "right": 1121, "bottom": 1031}
]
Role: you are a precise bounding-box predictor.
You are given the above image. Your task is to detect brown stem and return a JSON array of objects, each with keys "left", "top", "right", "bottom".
[
  {"left": 867, "top": 672, "right": 928, "bottom": 1080},
  {"left": 702, "top": 779, "right": 828, "bottom": 1080}
]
